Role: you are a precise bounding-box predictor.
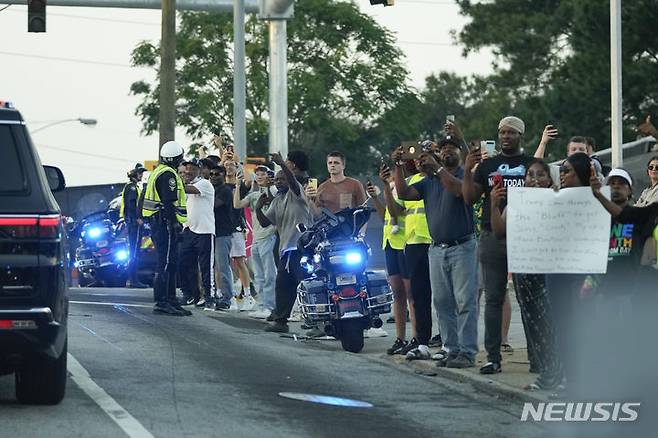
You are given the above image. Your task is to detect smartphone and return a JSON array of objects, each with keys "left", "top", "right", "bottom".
[
  {"left": 468, "top": 139, "right": 481, "bottom": 152},
  {"left": 481, "top": 140, "right": 497, "bottom": 156},
  {"left": 547, "top": 121, "right": 560, "bottom": 139},
  {"left": 308, "top": 178, "right": 318, "bottom": 191},
  {"left": 446, "top": 114, "right": 455, "bottom": 123},
  {"left": 401, "top": 141, "right": 421, "bottom": 160},
  {"left": 492, "top": 174, "right": 503, "bottom": 187}
]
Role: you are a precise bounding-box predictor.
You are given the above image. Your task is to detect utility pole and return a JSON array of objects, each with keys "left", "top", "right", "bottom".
[
  {"left": 159, "top": 0, "right": 176, "bottom": 156},
  {"left": 610, "top": 0, "right": 623, "bottom": 168},
  {"left": 233, "top": 0, "right": 247, "bottom": 160}
]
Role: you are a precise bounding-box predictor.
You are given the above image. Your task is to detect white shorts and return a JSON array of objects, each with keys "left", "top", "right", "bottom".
[{"left": 230, "top": 231, "right": 247, "bottom": 258}]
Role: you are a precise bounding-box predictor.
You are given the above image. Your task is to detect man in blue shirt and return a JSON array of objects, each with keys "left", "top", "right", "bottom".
[{"left": 395, "top": 137, "right": 478, "bottom": 368}]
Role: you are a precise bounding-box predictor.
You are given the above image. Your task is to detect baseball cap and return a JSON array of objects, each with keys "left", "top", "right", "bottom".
[
  {"left": 134, "top": 163, "right": 147, "bottom": 172},
  {"left": 438, "top": 135, "right": 462, "bottom": 149},
  {"left": 605, "top": 168, "right": 633, "bottom": 187}
]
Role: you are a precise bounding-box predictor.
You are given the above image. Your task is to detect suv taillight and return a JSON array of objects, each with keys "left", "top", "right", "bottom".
[{"left": 0, "top": 214, "right": 61, "bottom": 239}]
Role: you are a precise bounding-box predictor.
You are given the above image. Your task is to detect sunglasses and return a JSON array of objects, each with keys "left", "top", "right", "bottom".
[
  {"left": 648, "top": 165, "right": 658, "bottom": 171},
  {"left": 559, "top": 166, "right": 572, "bottom": 174},
  {"left": 210, "top": 172, "right": 223, "bottom": 176}
]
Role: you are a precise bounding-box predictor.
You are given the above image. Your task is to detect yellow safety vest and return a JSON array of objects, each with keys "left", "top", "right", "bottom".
[
  {"left": 382, "top": 185, "right": 406, "bottom": 250},
  {"left": 403, "top": 173, "right": 431, "bottom": 245},
  {"left": 119, "top": 182, "right": 141, "bottom": 219},
  {"left": 141, "top": 164, "right": 187, "bottom": 224}
]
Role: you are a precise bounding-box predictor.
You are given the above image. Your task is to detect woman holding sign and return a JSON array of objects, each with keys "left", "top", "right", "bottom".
[{"left": 490, "top": 159, "right": 561, "bottom": 391}]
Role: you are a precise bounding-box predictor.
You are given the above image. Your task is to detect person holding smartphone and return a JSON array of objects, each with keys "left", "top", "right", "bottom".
[{"left": 462, "top": 116, "right": 534, "bottom": 374}]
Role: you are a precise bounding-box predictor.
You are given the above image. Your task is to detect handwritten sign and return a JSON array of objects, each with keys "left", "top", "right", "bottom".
[{"left": 506, "top": 186, "right": 611, "bottom": 274}]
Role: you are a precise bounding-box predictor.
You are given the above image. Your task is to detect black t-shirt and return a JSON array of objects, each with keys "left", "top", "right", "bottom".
[
  {"left": 226, "top": 182, "right": 249, "bottom": 231},
  {"left": 213, "top": 183, "right": 235, "bottom": 237},
  {"left": 473, "top": 153, "right": 534, "bottom": 231},
  {"left": 600, "top": 202, "right": 658, "bottom": 294}
]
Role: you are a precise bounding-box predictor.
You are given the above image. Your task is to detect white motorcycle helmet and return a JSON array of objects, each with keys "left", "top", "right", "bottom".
[{"left": 160, "top": 141, "right": 184, "bottom": 167}]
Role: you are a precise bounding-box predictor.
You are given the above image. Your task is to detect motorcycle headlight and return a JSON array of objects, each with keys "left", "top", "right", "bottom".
[
  {"left": 115, "top": 249, "right": 129, "bottom": 261},
  {"left": 87, "top": 227, "right": 103, "bottom": 239},
  {"left": 329, "top": 251, "right": 363, "bottom": 266}
]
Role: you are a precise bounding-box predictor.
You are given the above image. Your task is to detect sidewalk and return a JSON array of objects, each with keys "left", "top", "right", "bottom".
[{"left": 218, "top": 283, "right": 549, "bottom": 404}]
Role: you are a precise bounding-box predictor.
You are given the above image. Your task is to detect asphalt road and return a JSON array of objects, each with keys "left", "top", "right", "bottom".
[{"left": 0, "top": 287, "right": 547, "bottom": 438}]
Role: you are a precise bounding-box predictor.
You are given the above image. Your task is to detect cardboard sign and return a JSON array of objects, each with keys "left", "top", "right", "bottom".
[{"left": 506, "top": 186, "right": 611, "bottom": 274}]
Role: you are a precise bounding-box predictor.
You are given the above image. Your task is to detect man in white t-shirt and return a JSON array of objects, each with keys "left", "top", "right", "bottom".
[{"left": 180, "top": 159, "right": 216, "bottom": 306}]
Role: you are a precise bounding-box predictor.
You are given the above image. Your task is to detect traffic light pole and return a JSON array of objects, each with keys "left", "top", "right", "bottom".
[
  {"left": 159, "top": 0, "right": 176, "bottom": 153},
  {"left": 4, "top": 0, "right": 291, "bottom": 163}
]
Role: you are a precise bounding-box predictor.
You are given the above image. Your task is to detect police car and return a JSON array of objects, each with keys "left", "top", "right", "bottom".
[{"left": 0, "top": 101, "right": 69, "bottom": 404}]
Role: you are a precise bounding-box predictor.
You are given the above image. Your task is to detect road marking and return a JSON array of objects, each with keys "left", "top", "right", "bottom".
[
  {"left": 70, "top": 300, "right": 152, "bottom": 309},
  {"left": 68, "top": 354, "right": 154, "bottom": 438}
]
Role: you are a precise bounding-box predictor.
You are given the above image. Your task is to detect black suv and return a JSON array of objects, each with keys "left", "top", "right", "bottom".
[{"left": 0, "top": 104, "right": 68, "bottom": 404}]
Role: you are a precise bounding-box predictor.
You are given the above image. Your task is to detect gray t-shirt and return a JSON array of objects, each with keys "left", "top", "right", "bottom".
[
  {"left": 412, "top": 167, "right": 474, "bottom": 243},
  {"left": 244, "top": 187, "right": 277, "bottom": 241},
  {"left": 264, "top": 181, "right": 313, "bottom": 255}
]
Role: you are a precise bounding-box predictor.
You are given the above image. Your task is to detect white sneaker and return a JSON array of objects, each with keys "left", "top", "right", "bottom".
[
  {"left": 248, "top": 309, "right": 271, "bottom": 319},
  {"left": 364, "top": 327, "right": 388, "bottom": 338},
  {"left": 288, "top": 309, "right": 302, "bottom": 322},
  {"left": 229, "top": 297, "right": 239, "bottom": 311},
  {"left": 238, "top": 296, "right": 256, "bottom": 312}
]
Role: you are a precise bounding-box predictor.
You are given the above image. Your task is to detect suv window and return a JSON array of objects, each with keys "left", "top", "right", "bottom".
[{"left": 0, "top": 124, "right": 27, "bottom": 193}]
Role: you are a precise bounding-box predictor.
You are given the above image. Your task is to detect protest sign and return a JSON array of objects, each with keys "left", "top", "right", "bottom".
[{"left": 506, "top": 186, "right": 611, "bottom": 273}]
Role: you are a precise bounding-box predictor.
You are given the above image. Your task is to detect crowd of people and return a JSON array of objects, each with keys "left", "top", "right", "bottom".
[{"left": 122, "top": 114, "right": 658, "bottom": 394}]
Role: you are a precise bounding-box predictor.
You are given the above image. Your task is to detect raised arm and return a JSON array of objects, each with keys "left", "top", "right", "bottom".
[
  {"left": 391, "top": 148, "right": 421, "bottom": 201},
  {"left": 255, "top": 193, "right": 273, "bottom": 228},
  {"left": 366, "top": 180, "right": 386, "bottom": 220},
  {"left": 270, "top": 152, "right": 300, "bottom": 196},
  {"left": 462, "top": 148, "right": 484, "bottom": 205}
]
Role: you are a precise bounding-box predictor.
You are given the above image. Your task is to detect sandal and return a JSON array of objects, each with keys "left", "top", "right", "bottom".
[
  {"left": 431, "top": 350, "right": 449, "bottom": 361},
  {"left": 501, "top": 343, "right": 514, "bottom": 353}
]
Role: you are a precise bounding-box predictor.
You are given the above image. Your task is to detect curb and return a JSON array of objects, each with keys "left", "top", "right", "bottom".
[{"left": 384, "top": 355, "right": 549, "bottom": 404}]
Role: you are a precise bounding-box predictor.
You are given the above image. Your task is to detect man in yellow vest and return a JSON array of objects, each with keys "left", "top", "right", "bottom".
[
  {"left": 391, "top": 144, "right": 439, "bottom": 360},
  {"left": 142, "top": 141, "right": 190, "bottom": 316},
  {"left": 120, "top": 163, "right": 147, "bottom": 289}
]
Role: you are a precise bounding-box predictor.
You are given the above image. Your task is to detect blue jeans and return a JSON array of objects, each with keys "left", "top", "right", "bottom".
[
  {"left": 251, "top": 234, "right": 277, "bottom": 310},
  {"left": 428, "top": 239, "right": 479, "bottom": 358},
  {"left": 214, "top": 235, "right": 234, "bottom": 305}
]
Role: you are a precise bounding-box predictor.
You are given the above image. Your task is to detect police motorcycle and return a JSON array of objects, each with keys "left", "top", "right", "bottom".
[
  {"left": 71, "top": 210, "right": 131, "bottom": 287},
  {"left": 296, "top": 205, "right": 393, "bottom": 353}
]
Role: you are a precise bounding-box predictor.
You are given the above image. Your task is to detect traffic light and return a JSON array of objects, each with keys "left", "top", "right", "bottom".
[
  {"left": 369, "top": 0, "right": 395, "bottom": 6},
  {"left": 28, "top": 0, "right": 46, "bottom": 33}
]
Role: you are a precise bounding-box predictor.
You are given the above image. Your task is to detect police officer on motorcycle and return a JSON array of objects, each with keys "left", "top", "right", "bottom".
[
  {"left": 121, "top": 163, "right": 148, "bottom": 288},
  {"left": 142, "top": 141, "right": 191, "bottom": 316}
]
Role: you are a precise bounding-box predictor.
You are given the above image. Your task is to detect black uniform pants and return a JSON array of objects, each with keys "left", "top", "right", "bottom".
[
  {"left": 405, "top": 243, "right": 432, "bottom": 346},
  {"left": 127, "top": 221, "right": 141, "bottom": 280},
  {"left": 151, "top": 218, "right": 179, "bottom": 305},
  {"left": 271, "top": 250, "right": 304, "bottom": 323},
  {"left": 179, "top": 228, "right": 215, "bottom": 302}
]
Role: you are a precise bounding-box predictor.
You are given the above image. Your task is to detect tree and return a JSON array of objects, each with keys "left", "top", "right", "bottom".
[
  {"left": 130, "top": 0, "right": 410, "bottom": 175},
  {"left": 452, "top": 0, "right": 658, "bottom": 159}
]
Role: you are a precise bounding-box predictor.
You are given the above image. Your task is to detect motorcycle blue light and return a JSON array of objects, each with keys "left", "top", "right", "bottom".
[
  {"left": 345, "top": 252, "right": 362, "bottom": 265},
  {"left": 87, "top": 227, "right": 103, "bottom": 238},
  {"left": 115, "top": 249, "right": 129, "bottom": 261}
]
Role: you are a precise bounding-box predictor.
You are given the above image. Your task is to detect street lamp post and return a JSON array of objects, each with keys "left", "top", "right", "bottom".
[{"left": 31, "top": 117, "right": 98, "bottom": 134}]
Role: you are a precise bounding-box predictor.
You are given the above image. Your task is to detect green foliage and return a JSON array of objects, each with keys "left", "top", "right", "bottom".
[
  {"left": 130, "top": 0, "right": 409, "bottom": 175},
  {"left": 450, "top": 0, "right": 658, "bottom": 159}
]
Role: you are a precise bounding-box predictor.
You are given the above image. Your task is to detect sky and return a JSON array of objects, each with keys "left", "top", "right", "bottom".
[{"left": 0, "top": 0, "right": 494, "bottom": 186}]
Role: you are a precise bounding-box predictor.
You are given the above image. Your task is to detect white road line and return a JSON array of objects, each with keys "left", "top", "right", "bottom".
[
  {"left": 68, "top": 354, "right": 155, "bottom": 438},
  {"left": 70, "top": 300, "right": 152, "bottom": 309}
]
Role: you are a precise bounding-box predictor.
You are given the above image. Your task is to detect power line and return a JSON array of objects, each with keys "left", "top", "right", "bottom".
[
  {"left": 35, "top": 143, "right": 136, "bottom": 164},
  {"left": 0, "top": 50, "right": 131, "bottom": 68},
  {"left": 399, "top": 40, "right": 453, "bottom": 47}
]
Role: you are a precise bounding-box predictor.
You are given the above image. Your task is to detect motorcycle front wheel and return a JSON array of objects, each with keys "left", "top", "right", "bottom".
[{"left": 340, "top": 319, "right": 364, "bottom": 353}]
